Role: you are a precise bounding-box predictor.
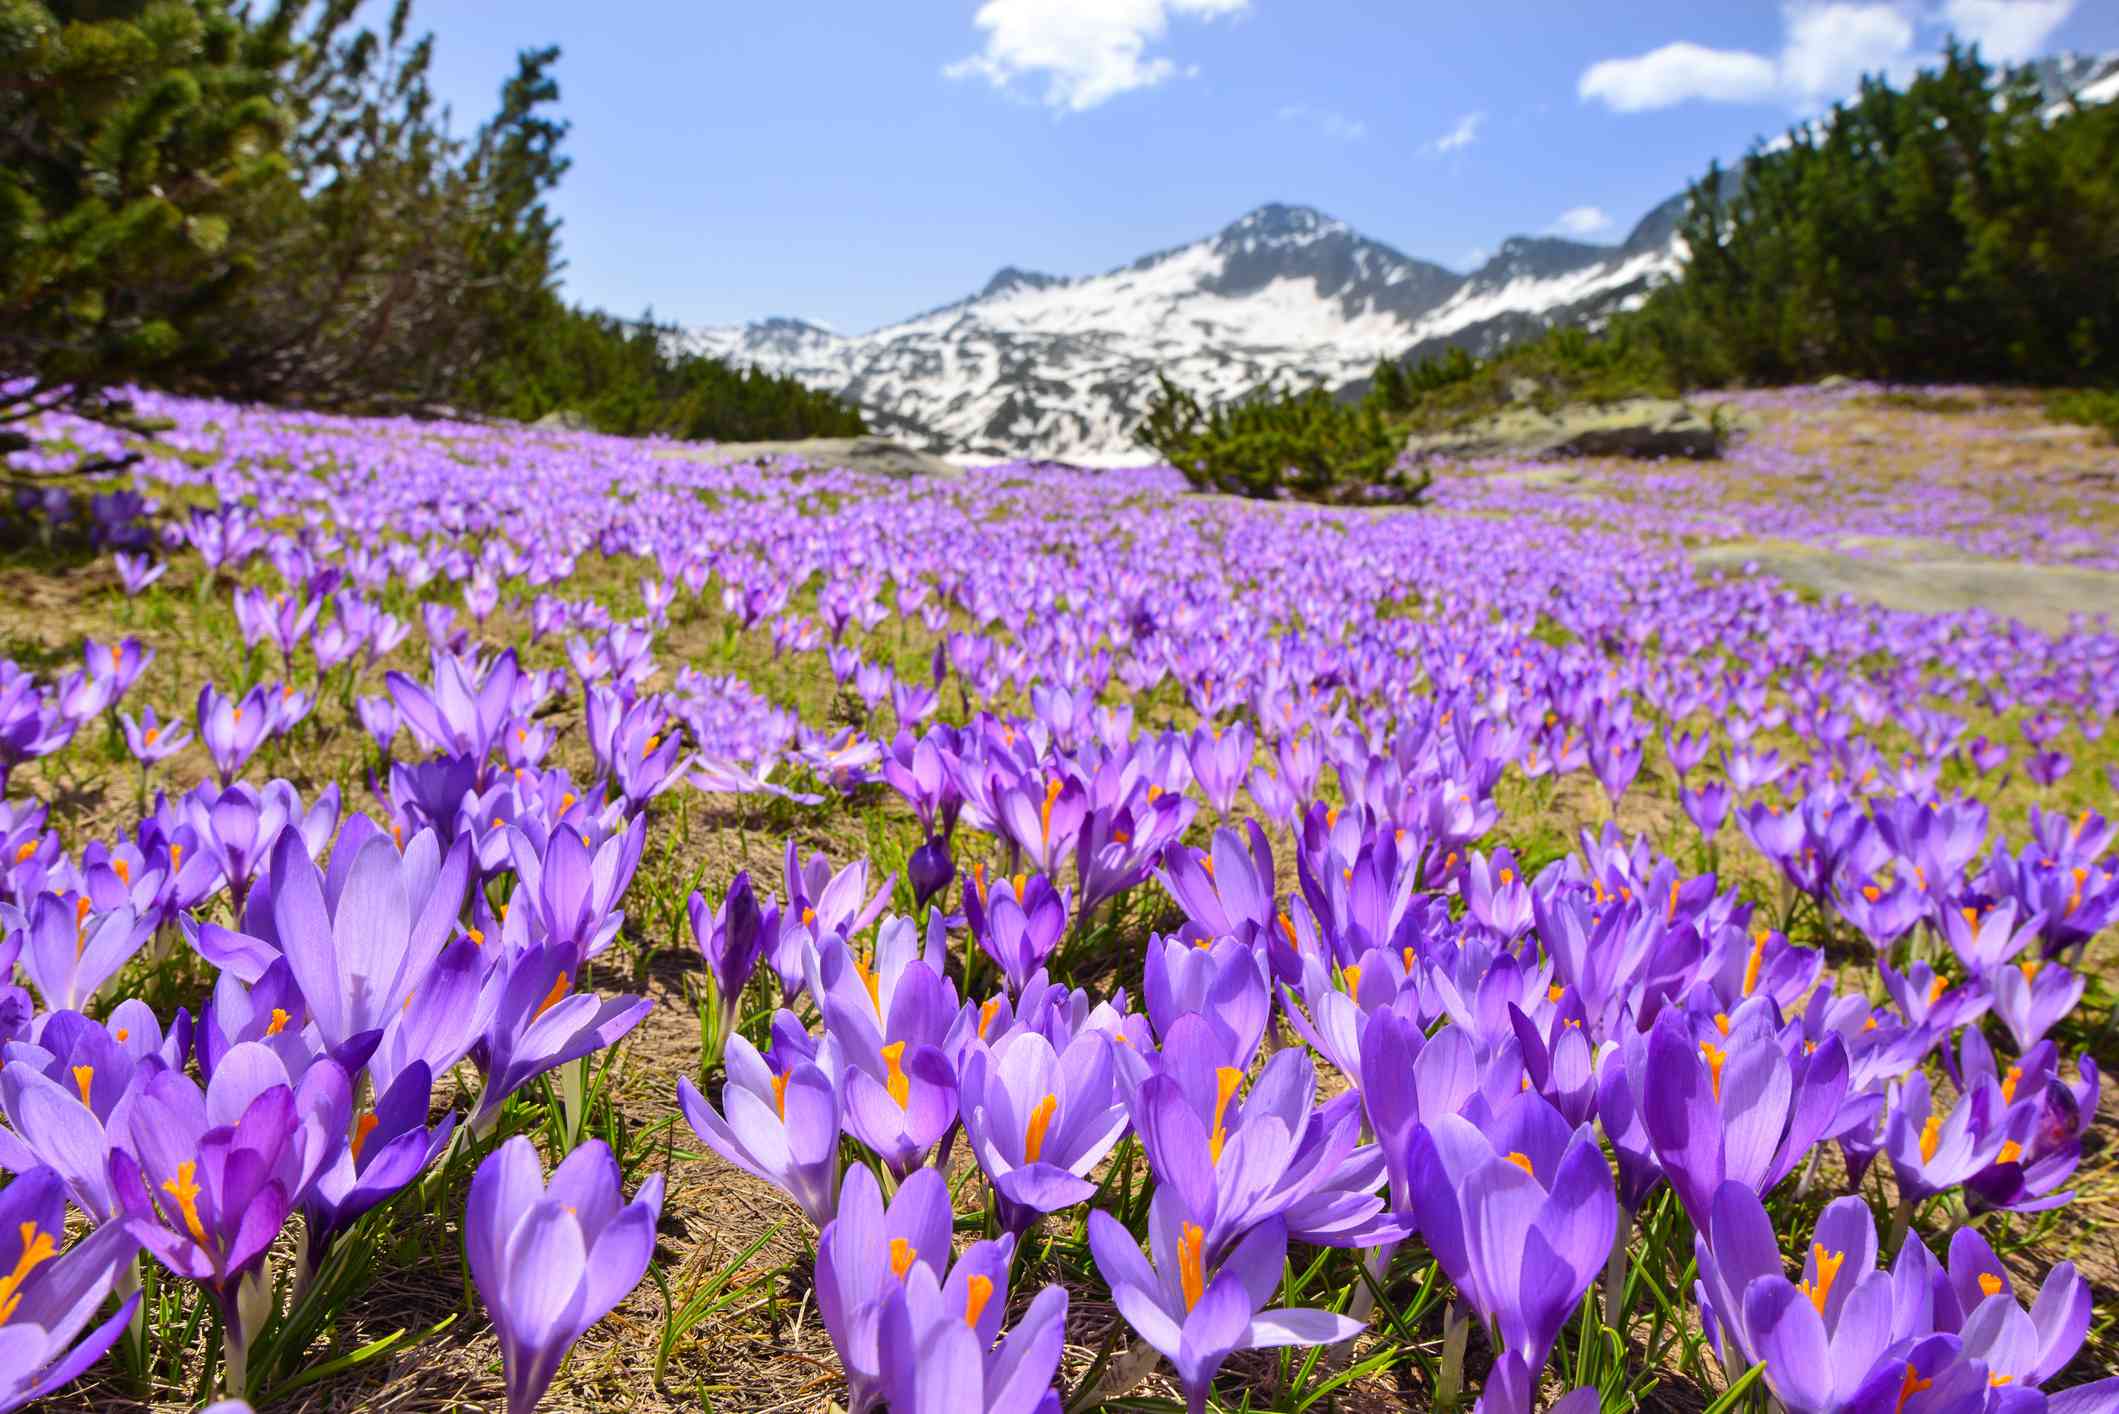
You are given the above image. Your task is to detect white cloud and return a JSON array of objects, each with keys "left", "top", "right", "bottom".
[
  {"left": 1547, "top": 206, "right": 1614, "bottom": 238},
  {"left": 1577, "top": 0, "right": 2076, "bottom": 114},
  {"left": 1278, "top": 103, "right": 1367, "bottom": 141},
  {"left": 1778, "top": 3, "right": 1915, "bottom": 101},
  {"left": 1578, "top": 41, "right": 1780, "bottom": 111},
  {"left": 1939, "top": 0, "right": 2075, "bottom": 62},
  {"left": 944, "top": 0, "right": 1249, "bottom": 112},
  {"left": 1428, "top": 110, "right": 1486, "bottom": 152}
]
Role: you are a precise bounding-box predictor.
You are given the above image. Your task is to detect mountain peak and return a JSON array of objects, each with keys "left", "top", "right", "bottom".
[
  {"left": 1217, "top": 203, "right": 1350, "bottom": 247},
  {"left": 979, "top": 266, "right": 1064, "bottom": 300}
]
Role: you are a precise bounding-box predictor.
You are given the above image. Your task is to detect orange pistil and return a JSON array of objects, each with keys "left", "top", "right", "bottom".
[
  {"left": 1178, "top": 1222, "right": 1206, "bottom": 1311},
  {"left": 532, "top": 972, "right": 572, "bottom": 1021},
  {"left": 978, "top": 999, "right": 1001, "bottom": 1039},
  {"left": 772, "top": 1071, "right": 789, "bottom": 1120},
  {"left": 1039, "top": 778, "right": 1062, "bottom": 842},
  {"left": 265, "top": 1008, "right": 292, "bottom": 1037},
  {"left": 1503, "top": 1151, "right": 1535, "bottom": 1177},
  {"left": 1741, "top": 931, "right": 1770, "bottom": 997},
  {"left": 1894, "top": 1363, "right": 1934, "bottom": 1413},
  {"left": 964, "top": 1274, "right": 994, "bottom": 1327},
  {"left": 1918, "top": 1114, "right": 1944, "bottom": 1164},
  {"left": 1977, "top": 1272, "right": 2004, "bottom": 1298},
  {"left": 1700, "top": 1042, "right": 1727, "bottom": 1102},
  {"left": 1208, "top": 1067, "right": 1243, "bottom": 1164},
  {"left": 890, "top": 1236, "right": 917, "bottom": 1279},
  {"left": 1800, "top": 1244, "right": 1845, "bottom": 1314},
  {"left": 160, "top": 1160, "right": 209, "bottom": 1247},
  {"left": 0, "top": 1220, "right": 59, "bottom": 1325},
  {"left": 1023, "top": 1094, "right": 1059, "bottom": 1163},
  {"left": 2001, "top": 1065, "right": 2023, "bottom": 1103},
  {"left": 350, "top": 1112, "right": 381, "bottom": 1162},
  {"left": 853, "top": 953, "right": 882, "bottom": 1013},
  {"left": 71, "top": 1065, "right": 93, "bottom": 1106},
  {"left": 882, "top": 1042, "right": 910, "bottom": 1107}
]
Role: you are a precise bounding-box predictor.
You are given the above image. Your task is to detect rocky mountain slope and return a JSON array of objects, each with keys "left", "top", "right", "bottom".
[{"left": 683, "top": 52, "right": 2118, "bottom": 464}]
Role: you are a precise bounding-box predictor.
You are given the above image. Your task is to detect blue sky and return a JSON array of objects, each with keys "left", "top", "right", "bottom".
[{"left": 395, "top": 0, "right": 2119, "bottom": 332}]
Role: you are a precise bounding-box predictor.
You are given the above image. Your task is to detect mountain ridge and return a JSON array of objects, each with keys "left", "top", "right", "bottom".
[{"left": 682, "top": 50, "right": 2118, "bottom": 464}]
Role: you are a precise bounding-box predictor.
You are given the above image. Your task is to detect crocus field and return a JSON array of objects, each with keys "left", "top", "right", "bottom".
[{"left": 2, "top": 382, "right": 2118, "bottom": 1414}]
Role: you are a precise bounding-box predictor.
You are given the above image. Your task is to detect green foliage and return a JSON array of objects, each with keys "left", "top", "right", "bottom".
[
  {"left": 1637, "top": 41, "right": 2119, "bottom": 387},
  {"left": 2046, "top": 387, "right": 2119, "bottom": 443},
  {"left": 1363, "top": 345, "right": 1478, "bottom": 414},
  {"left": 1, "top": 0, "right": 865, "bottom": 441},
  {"left": 1136, "top": 372, "right": 1430, "bottom": 506},
  {"left": 0, "top": 0, "right": 291, "bottom": 424},
  {"left": 466, "top": 300, "right": 866, "bottom": 441},
  {"left": 1384, "top": 324, "right": 1678, "bottom": 433}
]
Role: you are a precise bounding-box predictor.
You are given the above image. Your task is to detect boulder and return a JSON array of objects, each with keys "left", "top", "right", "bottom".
[
  {"left": 1691, "top": 539, "right": 2119, "bottom": 636},
  {"left": 532, "top": 409, "right": 590, "bottom": 431},
  {"left": 654, "top": 435, "right": 963, "bottom": 480},
  {"left": 1404, "top": 398, "right": 1721, "bottom": 464}
]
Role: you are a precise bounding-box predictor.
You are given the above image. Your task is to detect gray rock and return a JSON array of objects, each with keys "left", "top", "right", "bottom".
[
  {"left": 1404, "top": 397, "right": 1721, "bottom": 464},
  {"left": 654, "top": 436, "right": 964, "bottom": 480},
  {"left": 1691, "top": 539, "right": 2119, "bottom": 636},
  {"left": 532, "top": 409, "right": 590, "bottom": 431}
]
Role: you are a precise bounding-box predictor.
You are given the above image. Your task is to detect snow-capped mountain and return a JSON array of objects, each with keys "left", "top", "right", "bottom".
[
  {"left": 683, "top": 51, "right": 2117, "bottom": 465},
  {"left": 684, "top": 203, "right": 1677, "bottom": 464}
]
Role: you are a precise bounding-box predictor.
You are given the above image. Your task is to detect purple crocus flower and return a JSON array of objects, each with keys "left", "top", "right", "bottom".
[
  {"left": 1885, "top": 1070, "right": 2027, "bottom": 1206},
  {"left": 1642, "top": 1008, "right": 1849, "bottom": 1228},
  {"left": 0, "top": 1166, "right": 143, "bottom": 1414},
  {"left": 968, "top": 870, "right": 1070, "bottom": 995},
  {"left": 1185, "top": 722, "right": 1253, "bottom": 814},
  {"left": 15, "top": 896, "right": 150, "bottom": 1013},
  {"left": 1409, "top": 1090, "right": 1618, "bottom": 1376},
  {"left": 676, "top": 1033, "right": 841, "bottom": 1225},
  {"left": 1990, "top": 958, "right": 2083, "bottom": 1053},
  {"left": 119, "top": 706, "right": 191, "bottom": 765},
  {"left": 466, "top": 1136, "right": 663, "bottom": 1414},
  {"left": 689, "top": 871, "right": 775, "bottom": 1059},
  {"left": 356, "top": 695, "right": 399, "bottom": 752},
  {"left": 992, "top": 772, "right": 1088, "bottom": 878},
  {"left": 300, "top": 1062, "right": 456, "bottom": 1267},
  {"left": 1088, "top": 1199, "right": 1360, "bottom": 1414},
  {"left": 111, "top": 1043, "right": 351, "bottom": 1384},
  {"left": 960, "top": 1029, "right": 1129, "bottom": 1231},
  {"left": 1941, "top": 1228, "right": 2098, "bottom": 1391},
  {"left": 876, "top": 1270, "right": 1067, "bottom": 1414},
  {"left": 468, "top": 940, "right": 651, "bottom": 1136},
  {"left": 0, "top": 1009, "right": 165, "bottom": 1223},
  {"left": 1135, "top": 1031, "right": 1364, "bottom": 1266},
  {"left": 195, "top": 684, "right": 270, "bottom": 785},
  {"left": 505, "top": 813, "right": 645, "bottom": 969},
  {"left": 815, "top": 1165, "right": 958, "bottom": 1413},
  {"left": 267, "top": 826, "right": 470, "bottom": 1060},
  {"left": 1139, "top": 934, "right": 1269, "bottom": 1069},
  {"left": 386, "top": 648, "right": 521, "bottom": 767},
  {"left": 907, "top": 836, "right": 955, "bottom": 910},
  {"left": 1941, "top": 900, "right": 2040, "bottom": 980},
  {"left": 113, "top": 551, "right": 166, "bottom": 596},
  {"left": 1718, "top": 1187, "right": 1901, "bottom": 1413}
]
